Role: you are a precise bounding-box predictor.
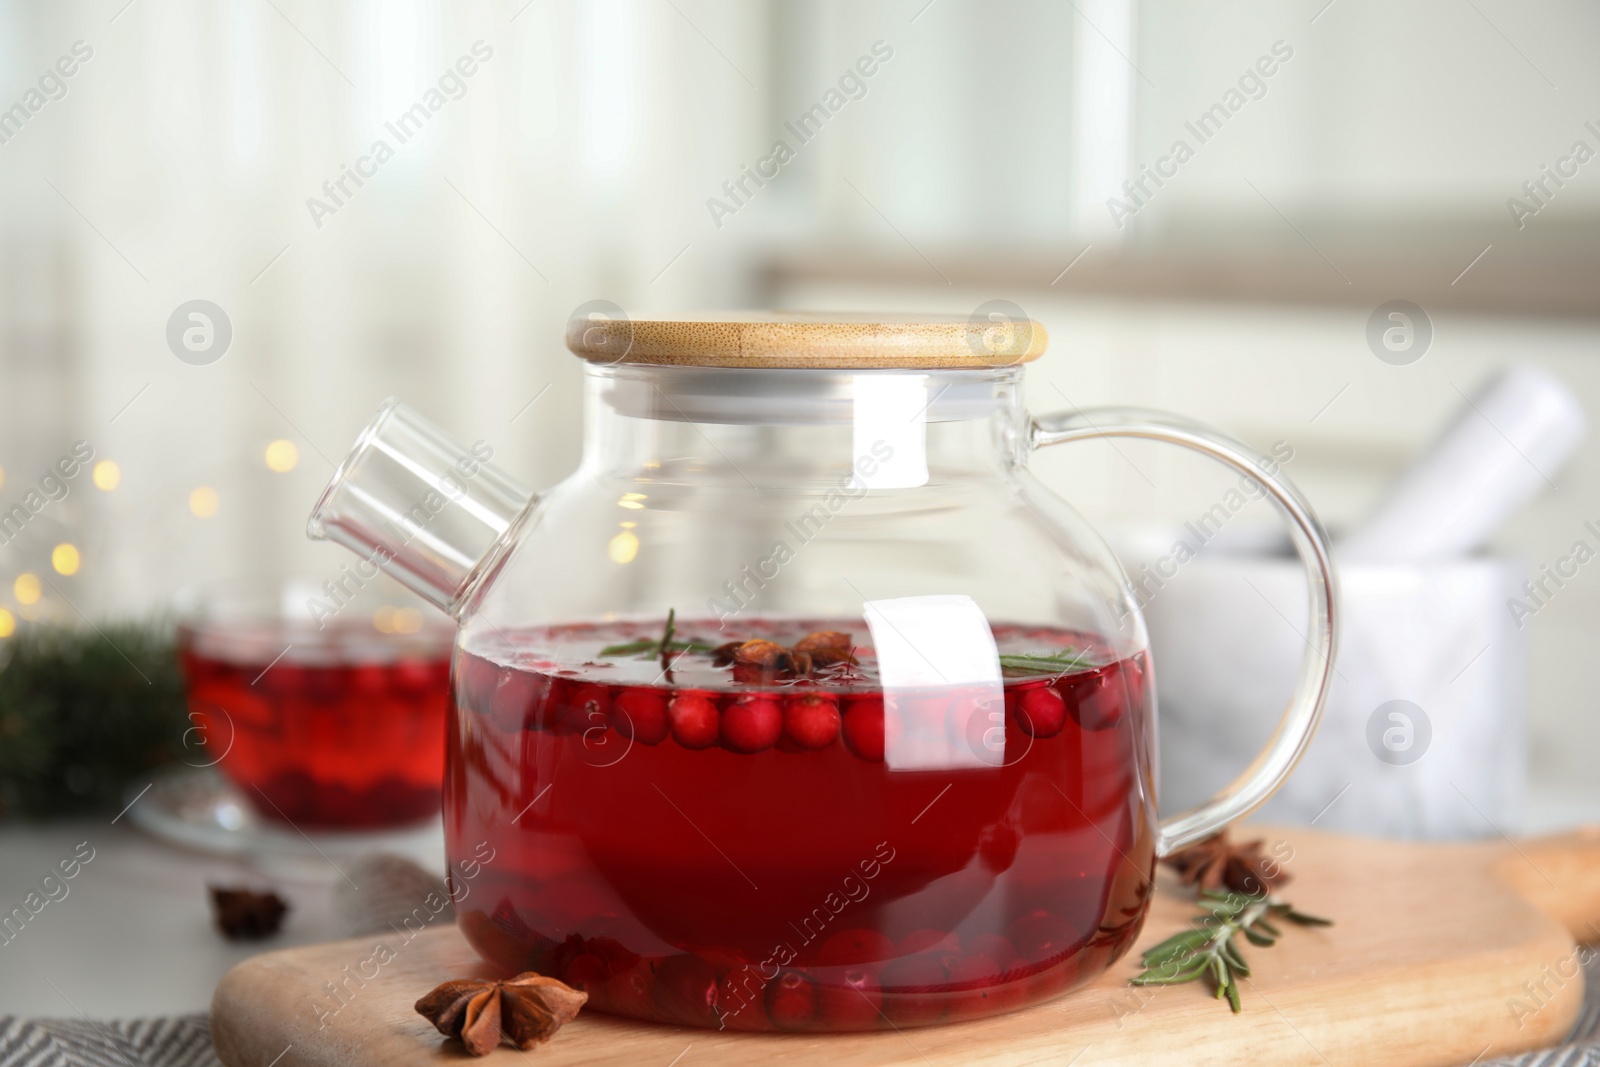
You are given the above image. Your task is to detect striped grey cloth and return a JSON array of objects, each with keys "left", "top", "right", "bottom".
[
  {"left": 2, "top": 863, "right": 1596, "bottom": 1067},
  {"left": 0, "top": 1016, "right": 215, "bottom": 1067}
]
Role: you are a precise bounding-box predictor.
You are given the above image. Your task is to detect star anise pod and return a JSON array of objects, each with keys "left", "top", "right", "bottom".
[
  {"left": 712, "top": 631, "right": 858, "bottom": 679},
  {"left": 730, "top": 639, "right": 787, "bottom": 668},
  {"left": 208, "top": 885, "right": 288, "bottom": 940},
  {"left": 1161, "top": 831, "right": 1289, "bottom": 897},
  {"left": 792, "top": 630, "right": 856, "bottom": 668},
  {"left": 416, "top": 972, "right": 587, "bottom": 1056}
]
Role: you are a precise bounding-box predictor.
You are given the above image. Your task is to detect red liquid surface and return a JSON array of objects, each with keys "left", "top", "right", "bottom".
[
  {"left": 180, "top": 626, "right": 451, "bottom": 828},
  {"left": 446, "top": 619, "right": 1156, "bottom": 1031}
]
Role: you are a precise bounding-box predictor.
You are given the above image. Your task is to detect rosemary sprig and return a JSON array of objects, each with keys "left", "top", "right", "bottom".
[
  {"left": 659, "top": 608, "right": 676, "bottom": 651},
  {"left": 1130, "top": 889, "right": 1331, "bottom": 1012},
  {"left": 997, "top": 648, "right": 1098, "bottom": 676},
  {"left": 598, "top": 609, "right": 718, "bottom": 658}
]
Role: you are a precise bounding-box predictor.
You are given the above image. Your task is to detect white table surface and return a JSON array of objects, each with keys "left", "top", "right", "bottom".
[
  {"left": 1, "top": 782, "right": 1597, "bottom": 1020},
  {"left": 0, "top": 813, "right": 443, "bottom": 1018}
]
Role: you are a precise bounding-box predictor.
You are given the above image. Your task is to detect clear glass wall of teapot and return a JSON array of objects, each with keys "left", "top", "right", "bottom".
[{"left": 308, "top": 313, "right": 1336, "bottom": 1031}]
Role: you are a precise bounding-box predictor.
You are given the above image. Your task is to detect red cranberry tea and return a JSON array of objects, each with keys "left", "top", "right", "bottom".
[
  {"left": 445, "top": 617, "right": 1155, "bottom": 1030},
  {"left": 180, "top": 621, "right": 452, "bottom": 828}
]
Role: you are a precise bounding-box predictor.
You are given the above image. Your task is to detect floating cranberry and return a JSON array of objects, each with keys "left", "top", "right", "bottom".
[
  {"left": 783, "top": 694, "right": 840, "bottom": 750},
  {"left": 721, "top": 696, "right": 782, "bottom": 753},
  {"left": 817, "top": 968, "right": 882, "bottom": 1029},
  {"left": 841, "top": 697, "right": 885, "bottom": 762},
  {"left": 817, "top": 927, "right": 896, "bottom": 965},
  {"left": 565, "top": 683, "right": 613, "bottom": 735},
  {"left": 611, "top": 688, "right": 669, "bottom": 745},
  {"left": 765, "top": 969, "right": 819, "bottom": 1030},
  {"left": 1014, "top": 685, "right": 1066, "bottom": 738},
  {"left": 1063, "top": 667, "right": 1125, "bottom": 731},
  {"left": 669, "top": 692, "right": 720, "bottom": 749}
]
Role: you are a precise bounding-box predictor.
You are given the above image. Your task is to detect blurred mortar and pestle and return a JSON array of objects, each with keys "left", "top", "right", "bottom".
[{"left": 1138, "top": 367, "right": 1586, "bottom": 840}]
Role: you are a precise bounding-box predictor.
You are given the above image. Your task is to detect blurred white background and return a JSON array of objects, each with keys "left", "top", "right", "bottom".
[{"left": 2, "top": 0, "right": 1597, "bottom": 811}]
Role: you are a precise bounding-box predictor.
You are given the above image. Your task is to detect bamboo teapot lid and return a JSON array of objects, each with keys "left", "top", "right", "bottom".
[{"left": 565, "top": 311, "right": 1048, "bottom": 370}]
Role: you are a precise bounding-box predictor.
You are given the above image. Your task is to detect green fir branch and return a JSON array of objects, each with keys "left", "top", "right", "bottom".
[{"left": 0, "top": 622, "right": 188, "bottom": 820}]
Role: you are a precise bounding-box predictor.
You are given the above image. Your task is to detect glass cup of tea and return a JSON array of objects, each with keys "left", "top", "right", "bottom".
[{"left": 176, "top": 577, "right": 455, "bottom": 829}]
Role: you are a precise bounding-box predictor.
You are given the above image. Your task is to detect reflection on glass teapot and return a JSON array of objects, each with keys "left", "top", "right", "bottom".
[{"left": 307, "top": 313, "right": 1337, "bottom": 1031}]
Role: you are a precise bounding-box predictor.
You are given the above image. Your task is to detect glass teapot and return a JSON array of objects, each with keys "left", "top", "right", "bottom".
[{"left": 307, "top": 313, "right": 1336, "bottom": 1031}]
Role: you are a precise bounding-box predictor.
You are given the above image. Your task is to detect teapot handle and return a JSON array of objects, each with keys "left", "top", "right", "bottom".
[{"left": 1030, "top": 408, "right": 1338, "bottom": 857}]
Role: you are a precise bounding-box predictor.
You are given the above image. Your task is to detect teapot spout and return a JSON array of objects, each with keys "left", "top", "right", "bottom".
[{"left": 307, "top": 398, "right": 533, "bottom": 617}]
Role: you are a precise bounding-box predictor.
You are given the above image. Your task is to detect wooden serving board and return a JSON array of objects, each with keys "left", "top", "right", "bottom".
[{"left": 211, "top": 826, "right": 1600, "bottom": 1067}]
